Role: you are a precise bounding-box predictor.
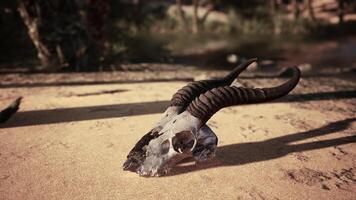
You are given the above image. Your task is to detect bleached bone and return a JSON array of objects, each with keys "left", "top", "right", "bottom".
[
  {"left": 123, "top": 59, "right": 256, "bottom": 174},
  {"left": 124, "top": 59, "right": 300, "bottom": 177}
]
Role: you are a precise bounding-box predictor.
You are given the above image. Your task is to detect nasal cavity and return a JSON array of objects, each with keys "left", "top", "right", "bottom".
[{"left": 160, "top": 139, "right": 170, "bottom": 154}]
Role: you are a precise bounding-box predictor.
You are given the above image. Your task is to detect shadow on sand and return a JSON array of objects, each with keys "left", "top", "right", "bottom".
[
  {"left": 0, "top": 78, "right": 193, "bottom": 88},
  {"left": 1, "top": 90, "right": 355, "bottom": 128},
  {"left": 0, "top": 100, "right": 170, "bottom": 128},
  {"left": 170, "top": 118, "right": 356, "bottom": 176}
]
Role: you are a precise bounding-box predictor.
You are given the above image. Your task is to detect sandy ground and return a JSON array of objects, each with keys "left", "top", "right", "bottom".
[{"left": 0, "top": 71, "right": 355, "bottom": 200}]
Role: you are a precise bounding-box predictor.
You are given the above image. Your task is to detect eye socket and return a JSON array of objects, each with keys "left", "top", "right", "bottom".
[
  {"left": 160, "top": 139, "right": 170, "bottom": 154},
  {"left": 172, "top": 131, "right": 196, "bottom": 154}
]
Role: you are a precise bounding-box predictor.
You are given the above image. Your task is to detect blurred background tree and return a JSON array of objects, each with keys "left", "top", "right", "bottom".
[
  {"left": 0, "top": 0, "right": 355, "bottom": 72},
  {"left": 17, "top": 0, "right": 109, "bottom": 71}
]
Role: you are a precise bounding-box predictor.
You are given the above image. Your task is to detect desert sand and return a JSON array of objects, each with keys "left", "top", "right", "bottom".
[{"left": 0, "top": 71, "right": 355, "bottom": 200}]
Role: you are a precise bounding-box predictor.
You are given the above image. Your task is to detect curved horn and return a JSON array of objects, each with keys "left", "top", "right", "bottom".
[
  {"left": 170, "top": 58, "right": 257, "bottom": 109},
  {"left": 0, "top": 97, "right": 22, "bottom": 123},
  {"left": 187, "top": 67, "right": 301, "bottom": 124}
]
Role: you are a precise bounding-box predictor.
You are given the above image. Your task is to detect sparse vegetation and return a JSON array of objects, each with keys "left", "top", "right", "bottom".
[{"left": 0, "top": 0, "right": 355, "bottom": 71}]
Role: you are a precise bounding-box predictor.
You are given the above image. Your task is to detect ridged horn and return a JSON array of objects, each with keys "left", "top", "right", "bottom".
[
  {"left": 170, "top": 58, "right": 257, "bottom": 109},
  {"left": 187, "top": 67, "right": 301, "bottom": 124}
]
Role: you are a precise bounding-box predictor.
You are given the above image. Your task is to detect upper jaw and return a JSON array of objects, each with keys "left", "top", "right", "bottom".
[
  {"left": 137, "top": 166, "right": 168, "bottom": 177},
  {"left": 122, "top": 157, "right": 143, "bottom": 173},
  {"left": 124, "top": 111, "right": 202, "bottom": 177},
  {"left": 135, "top": 151, "right": 192, "bottom": 177},
  {"left": 122, "top": 158, "right": 165, "bottom": 177}
]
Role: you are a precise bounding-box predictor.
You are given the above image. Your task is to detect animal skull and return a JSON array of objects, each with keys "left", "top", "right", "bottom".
[{"left": 123, "top": 59, "right": 301, "bottom": 176}]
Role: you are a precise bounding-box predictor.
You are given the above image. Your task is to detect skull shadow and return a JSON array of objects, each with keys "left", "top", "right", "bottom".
[{"left": 168, "top": 118, "right": 356, "bottom": 176}]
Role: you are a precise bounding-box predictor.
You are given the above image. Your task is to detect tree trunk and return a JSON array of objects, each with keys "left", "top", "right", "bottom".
[
  {"left": 200, "top": 3, "right": 214, "bottom": 26},
  {"left": 269, "top": 0, "right": 278, "bottom": 15},
  {"left": 292, "top": 0, "right": 300, "bottom": 20},
  {"left": 176, "top": 0, "right": 188, "bottom": 32},
  {"left": 132, "top": 0, "right": 143, "bottom": 28},
  {"left": 18, "top": 0, "right": 98, "bottom": 71},
  {"left": 338, "top": 0, "right": 346, "bottom": 25},
  {"left": 192, "top": 0, "right": 200, "bottom": 34},
  {"left": 306, "top": 0, "right": 316, "bottom": 22},
  {"left": 85, "top": 0, "right": 109, "bottom": 62}
]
